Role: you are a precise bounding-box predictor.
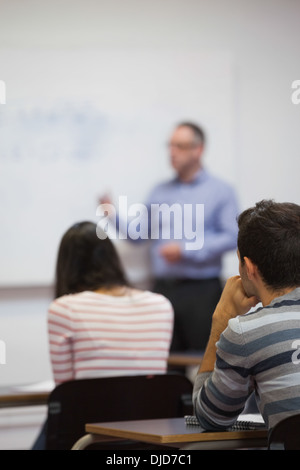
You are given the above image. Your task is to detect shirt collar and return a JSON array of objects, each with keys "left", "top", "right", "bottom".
[
  {"left": 175, "top": 168, "right": 208, "bottom": 185},
  {"left": 269, "top": 287, "right": 300, "bottom": 307}
]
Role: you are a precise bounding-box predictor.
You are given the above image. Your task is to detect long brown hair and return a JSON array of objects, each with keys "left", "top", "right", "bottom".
[{"left": 54, "top": 221, "right": 129, "bottom": 298}]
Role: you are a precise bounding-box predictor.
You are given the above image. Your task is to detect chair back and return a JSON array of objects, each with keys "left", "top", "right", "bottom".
[
  {"left": 268, "top": 414, "right": 300, "bottom": 450},
  {"left": 46, "top": 373, "right": 193, "bottom": 449}
]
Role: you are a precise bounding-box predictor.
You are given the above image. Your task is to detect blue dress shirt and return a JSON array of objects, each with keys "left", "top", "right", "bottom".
[{"left": 118, "top": 169, "right": 239, "bottom": 280}]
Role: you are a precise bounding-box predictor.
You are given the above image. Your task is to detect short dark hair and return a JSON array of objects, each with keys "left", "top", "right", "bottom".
[
  {"left": 55, "top": 221, "right": 129, "bottom": 298},
  {"left": 237, "top": 199, "right": 300, "bottom": 290},
  {"left": 177, "top": 122, "right": 206, "bottom": 146}
]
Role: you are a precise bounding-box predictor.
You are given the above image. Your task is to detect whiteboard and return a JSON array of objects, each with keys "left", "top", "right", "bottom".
[{"left": 0, "top": 48, "right": 236, "bottom": 286}]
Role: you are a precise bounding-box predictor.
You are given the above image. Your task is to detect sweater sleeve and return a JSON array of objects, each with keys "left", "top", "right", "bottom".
[
  {"left": 47, "top": 298, "right": 74, "bottom": 385},
  {"left": 193, "top": 317, "right": 254, "bottom": 430}
]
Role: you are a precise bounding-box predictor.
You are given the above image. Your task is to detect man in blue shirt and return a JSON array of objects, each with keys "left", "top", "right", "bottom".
[
  {"left": 100, "top": 122, "right": 239, "bottom": 352},
  {"left": 147, "top": 122, "right": 239, "bottom": 352}
]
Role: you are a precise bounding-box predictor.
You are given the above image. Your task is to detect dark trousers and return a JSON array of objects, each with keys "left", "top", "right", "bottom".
[{"left": 153, "top": 277, "right": 223, "bottom": 352}]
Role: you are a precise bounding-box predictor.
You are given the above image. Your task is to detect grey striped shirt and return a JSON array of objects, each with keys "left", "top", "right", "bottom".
[{"left": 193, "top": 287, "right": 300, "bottom": 431}]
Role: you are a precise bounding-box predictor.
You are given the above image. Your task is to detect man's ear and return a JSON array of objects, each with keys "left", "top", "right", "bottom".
[{"left": 244, "top": 257, "right": 258, "bottom": 280}]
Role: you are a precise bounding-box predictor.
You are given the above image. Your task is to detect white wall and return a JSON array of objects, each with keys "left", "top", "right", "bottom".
[{"left": 1, "top": 0, "right": 300, "bottom": 388}]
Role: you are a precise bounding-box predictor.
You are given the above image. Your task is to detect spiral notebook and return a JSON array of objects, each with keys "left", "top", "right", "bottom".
[{"left": 185, "top": 414, "right": 266, "bottom": 431}]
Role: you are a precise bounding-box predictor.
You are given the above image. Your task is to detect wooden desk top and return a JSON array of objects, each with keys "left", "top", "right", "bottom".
[
  {"left": 167, "top": 352, "right": 203, "bottom": 367},
  {"left": 0, "top": 383, "right": 52, "bottom": 408},
  {"left": 0, "top": 390, "right": 49, "bottom": 408},
  {"left": 85, "top": 417, "right": 268, "bottom": 445}
]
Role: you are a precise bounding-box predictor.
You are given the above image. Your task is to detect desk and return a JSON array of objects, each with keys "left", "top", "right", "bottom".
[
  {"left": 167, "top": 352, "right": 202, "bottom": 368},
  {"left": 0, "top": 360, "right": 199, "bottom": 410},
  {"left": 0, "top": 384, "right": 52, "bottom": 450},
  {"left": 72, "top": 417, "right": 268, "bottom": 450},
  {"left": 167, "top": 352, "right": 202, "bottom": 382},
  {"left": 0, "top": 389, "right": 49, "bottom": 408},
  {"left": 0, "top": 356, "right": 199, "bottom": 409},
  {"left": 0, "top": 382, "right": 53, "bottom": 408}
]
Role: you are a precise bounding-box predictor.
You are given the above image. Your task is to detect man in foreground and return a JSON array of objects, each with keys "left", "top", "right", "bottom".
[{"left": 193, "top": 199, "right": 300, "bottom": 431}]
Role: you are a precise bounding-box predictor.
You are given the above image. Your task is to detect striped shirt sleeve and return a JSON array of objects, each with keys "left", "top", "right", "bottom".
[
  {"left": 48, "top": 299, "right": 74, "bottom": 384},
  {"left": 193, "top": 317, "right": 254, "bottom": 430}
]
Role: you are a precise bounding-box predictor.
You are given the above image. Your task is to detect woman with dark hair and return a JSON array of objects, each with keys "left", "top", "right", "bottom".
[
  {"left": 54, "top": 221, "right": 129, "bottom": 299},
  {"left": 32, "top": 222, "right": 173, "bottom": 449},
  {"left": 49, "top": 221, "right": 174, "bottom": 384}
]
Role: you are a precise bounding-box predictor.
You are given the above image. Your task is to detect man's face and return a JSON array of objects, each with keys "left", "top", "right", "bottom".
[{"left": 168, "top": 126, "right": 203, "bottom": 175}]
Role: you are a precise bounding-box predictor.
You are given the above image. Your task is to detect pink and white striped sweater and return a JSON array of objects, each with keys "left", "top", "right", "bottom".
[{"left": 48, "top": 289, "right": 174, "bottom": 384}]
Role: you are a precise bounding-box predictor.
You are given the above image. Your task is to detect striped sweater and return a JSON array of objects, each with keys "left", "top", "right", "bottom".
[
  {"left": 48, "top": 289, "right": 174, "bottom": 384},
  {"left": 193, "top": 287, "right": 300, "bottom": 431}
]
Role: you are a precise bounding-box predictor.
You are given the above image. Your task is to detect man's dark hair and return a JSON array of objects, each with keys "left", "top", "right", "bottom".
[
  {"left": 55, "top": 221, "right": 129, "bottom": 298},
  {"left": 177, "top": 122, "right": 206, "bottom": 146},
  {"left": 237, "top": 199, "right": 300, "bottom": 290}
]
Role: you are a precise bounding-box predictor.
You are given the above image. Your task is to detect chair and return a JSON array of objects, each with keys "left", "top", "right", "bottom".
[
  {"left": 45, "top": 373, "right": 193, "bottom": 450},
  {"left": 268, "top": 414, "right": 300, "bottom": 450}
]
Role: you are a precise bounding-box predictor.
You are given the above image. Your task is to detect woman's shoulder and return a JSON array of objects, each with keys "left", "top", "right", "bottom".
[
  {"left": 49, "top": 291, "right": 87, "bottom": 309},
  {"left": 132, "top": 289, "right": 174, "bottom": 308}
]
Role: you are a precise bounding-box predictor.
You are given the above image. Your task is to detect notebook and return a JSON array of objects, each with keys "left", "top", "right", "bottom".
[{"left": 185, "top": 413, "right": 266, "bottom": 431}]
